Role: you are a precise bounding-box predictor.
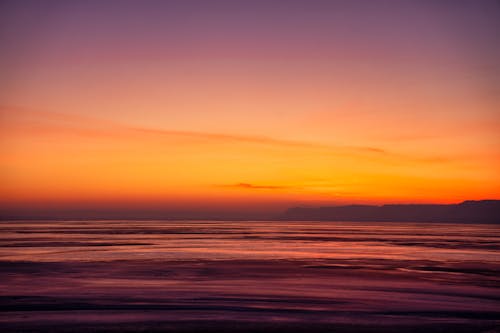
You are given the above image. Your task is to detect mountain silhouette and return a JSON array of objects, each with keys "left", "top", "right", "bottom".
[{"left": 281, "top": 200, "right": 500, "bottom": 223}]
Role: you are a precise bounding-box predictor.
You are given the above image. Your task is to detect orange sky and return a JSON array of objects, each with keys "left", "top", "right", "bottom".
[{"left": 1, "top": 1, "right": 499, "bottom": 216}]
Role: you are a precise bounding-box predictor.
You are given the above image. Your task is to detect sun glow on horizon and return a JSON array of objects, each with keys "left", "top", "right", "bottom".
[{"left": 1, "top": 1, "right": 499, "bottom": 216}]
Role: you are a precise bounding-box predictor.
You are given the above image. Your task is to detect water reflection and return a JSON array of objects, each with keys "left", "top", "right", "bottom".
[{"left": 0, "top": 221, "right": 499, "bottom": 332}]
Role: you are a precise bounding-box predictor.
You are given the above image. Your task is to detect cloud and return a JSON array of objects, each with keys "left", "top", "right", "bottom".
[
  {"left": 1, "top": 104, "right": 389, "bottom": 155},
  {"left": 350, "top": 146, "right": 386, "bottom": 154},
  {"left": 131, "top": 127, "right": 390, "bottom": 156},
  {"left": 3, "top": 106, "right": 471, "bottom": 168},
  {"left": 7, "top": 105, "right": 468, "bottom": 168},
  {"left": 0, "top": 108, "right": 372, "bottom": 152},
  {"left": 132, "top": 127, "right": 327, "bottom": 149},
  {"left": 216, "top": 183, "right": 292, "bottom": 190}
]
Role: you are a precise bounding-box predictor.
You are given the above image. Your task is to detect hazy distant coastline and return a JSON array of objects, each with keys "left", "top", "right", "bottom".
[
  {"left": 1, "top": 200, "right": 499, "bottom": 223},
  {"left": 281, "top": 200, "right": 500, "bottom": 223}
]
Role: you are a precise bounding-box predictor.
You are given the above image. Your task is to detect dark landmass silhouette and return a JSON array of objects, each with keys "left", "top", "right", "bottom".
[
  {"left": 281, "top": 200, "right": 500, "bottom": 223},
  {"left": 1, "top": 200, "right": 499, "bottom": 222}
]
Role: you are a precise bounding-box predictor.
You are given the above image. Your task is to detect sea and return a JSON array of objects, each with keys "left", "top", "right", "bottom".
[{"left": 0, "top": 220, "right": 499, "bottom": 332}]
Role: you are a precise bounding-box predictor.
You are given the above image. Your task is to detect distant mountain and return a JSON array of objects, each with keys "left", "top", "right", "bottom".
[{"left": 281, "top": 200, "right": 500, "bottom": 223}]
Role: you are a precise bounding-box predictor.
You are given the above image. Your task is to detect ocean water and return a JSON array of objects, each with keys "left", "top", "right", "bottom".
[{"left": 0, "top": 220, "right": 499, "bottom": 332}]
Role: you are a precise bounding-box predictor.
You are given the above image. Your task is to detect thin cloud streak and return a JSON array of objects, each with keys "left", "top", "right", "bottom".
[
  {"left": 0, "top": 106, "right": 480, "bottom": 171},
  {"left": 1, "top": 105, "right": 389, "bottom": 156},
  {"left": 4, "top": 105, "right": 483, "bottom": 170},
  {"left": 217, "top": 183, "right": 293, "bottom": 190},
  {"left": 131, "top": 126, "right": 388, "bottom": 155},
  {"left": 214, "top": 182, "right": 360, "bottom": 196},
  {"left": 5, "top": 105, "right": 485, "bottom": 169}
]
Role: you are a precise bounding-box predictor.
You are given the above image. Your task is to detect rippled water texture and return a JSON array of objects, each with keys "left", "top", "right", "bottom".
[{"left": 1, "top": 220, "right": 499, "bottom": 332}]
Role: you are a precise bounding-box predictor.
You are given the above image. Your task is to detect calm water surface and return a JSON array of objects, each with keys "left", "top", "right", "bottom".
[{"left": 0, "top": 220, "right": 499, "bottom": 332}]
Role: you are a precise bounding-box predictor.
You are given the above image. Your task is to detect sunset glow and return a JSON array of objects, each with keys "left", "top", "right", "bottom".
[{"left": 1, "top": 0, "right": 499, "bottom": 217}]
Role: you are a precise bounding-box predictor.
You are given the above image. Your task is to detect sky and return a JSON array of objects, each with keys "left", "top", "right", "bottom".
[{"left": 1, "top": 0, "right": 499, "bottom": 218}]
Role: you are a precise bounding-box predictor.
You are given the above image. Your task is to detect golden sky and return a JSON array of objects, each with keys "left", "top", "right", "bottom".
[{"left": 1, "top": 0, "right": 499, "bottom": 215}]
